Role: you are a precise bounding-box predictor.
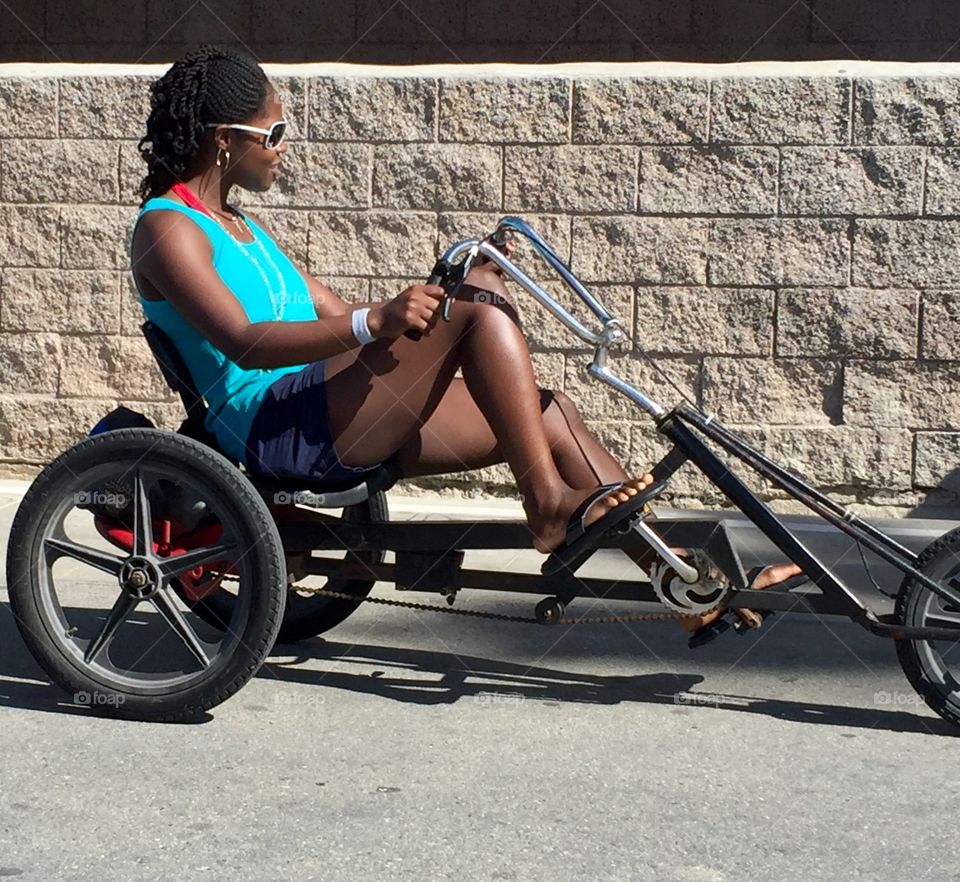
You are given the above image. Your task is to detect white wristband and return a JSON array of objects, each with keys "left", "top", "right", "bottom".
[{"left": 351, "top": 307, "right": 376, "bottom": 345}]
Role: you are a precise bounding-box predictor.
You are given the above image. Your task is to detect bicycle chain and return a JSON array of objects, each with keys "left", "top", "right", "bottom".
[{"left": 215, "top": 571, "right": 701, "bottom": 626}]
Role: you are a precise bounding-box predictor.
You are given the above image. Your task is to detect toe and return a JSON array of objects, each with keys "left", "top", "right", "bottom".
[{"left": 753, "top": 562, "right": 803, "bottom": 589}]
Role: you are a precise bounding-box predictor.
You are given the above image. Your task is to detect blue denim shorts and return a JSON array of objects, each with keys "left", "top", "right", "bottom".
[{"left": 244, "top": 360, "right": 382, "bottom": 483}]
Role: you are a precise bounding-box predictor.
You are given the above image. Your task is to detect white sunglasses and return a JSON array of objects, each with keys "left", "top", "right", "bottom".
[{"left": 204, "top": 118, "right": 288, "bottom": 149}]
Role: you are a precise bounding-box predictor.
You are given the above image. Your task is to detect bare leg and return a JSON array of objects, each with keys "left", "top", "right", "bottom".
[
  {"left": 394, "top": 380, "right": 626, "bottom": 488},
  {"left": 321, "top": 269, "right": 648, "bottom": 552}
]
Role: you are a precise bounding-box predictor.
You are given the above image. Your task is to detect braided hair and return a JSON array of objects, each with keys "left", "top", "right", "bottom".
[{"left": 136, "top": 45, "right": 269, "bottom": 206}]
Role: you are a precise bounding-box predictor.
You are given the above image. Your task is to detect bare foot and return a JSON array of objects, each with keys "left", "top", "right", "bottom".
[
  {"left": 528, "top": 474, "right": 655, "bottom": 554},
  {"left": 676, "top": 561, "right": 804, "bottom": 632}
]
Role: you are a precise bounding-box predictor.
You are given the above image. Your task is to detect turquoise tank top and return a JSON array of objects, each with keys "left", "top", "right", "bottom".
[{"left": 130, "top": 197, "right": 318, "bottom": 462}]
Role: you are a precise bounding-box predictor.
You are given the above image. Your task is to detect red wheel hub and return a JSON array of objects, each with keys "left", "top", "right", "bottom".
[{"left": 93, "top": 514, "right": 238, "bottom": 602}]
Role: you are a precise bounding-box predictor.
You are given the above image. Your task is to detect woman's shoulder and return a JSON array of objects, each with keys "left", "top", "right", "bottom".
[{"left": 131, "top": 198, "right": 221, "bottom": 275}]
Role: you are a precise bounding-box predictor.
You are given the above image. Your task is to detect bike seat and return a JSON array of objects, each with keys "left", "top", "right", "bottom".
[{"left": 246, "top": 456, "right": 402, "bottom": 508}]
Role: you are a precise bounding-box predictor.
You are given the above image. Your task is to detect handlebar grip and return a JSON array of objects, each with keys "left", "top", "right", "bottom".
[{"left": 404, "top": 269, "right": 446, "bottom": 341}]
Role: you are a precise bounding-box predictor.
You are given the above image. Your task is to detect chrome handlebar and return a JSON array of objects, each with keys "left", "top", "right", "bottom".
[{"left": 438, "top": 216, "right": 666, "bottom": 419}]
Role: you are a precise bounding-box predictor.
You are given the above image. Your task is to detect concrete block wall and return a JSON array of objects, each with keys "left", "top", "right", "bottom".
[{"left": 1, "top": 61, "right": 960, "bottom": 512}]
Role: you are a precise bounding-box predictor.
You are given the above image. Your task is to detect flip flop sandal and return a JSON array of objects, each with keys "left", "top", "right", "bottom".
[{"left": 541, "top": 480, "right": 666, "bottom": 578}]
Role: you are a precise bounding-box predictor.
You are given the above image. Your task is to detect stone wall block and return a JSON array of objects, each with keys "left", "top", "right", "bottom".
[
  {"left": 59, "top": 335, "right": 172, "bottom": 400},
  {"left": 701, "top": 357, "right": 842, "bottom": 425},
  {"left": 373, "top": 144, "right": 501, "bottom": 210},
  {"left": 0, "top": 332, "right": 61, "bottom": 393},
  {"left": 244, "top": 143, "right": 370, "bottom": 209},
  {"left": 638, "top": 145, "right": 777, "bottom": 214},
  {"left": 504, "top": 146, "right": 635, "bottom": 212},
  {"left": 780, "top": 147, "right": 924, "bottom": 216},
  {"left": 583, "top": 419, "right": 634, "bottom": 467},
  {"left": 529, "top": 352, "right": 565, "bottom": 391},
  {"left": 0, "top": 396, "right": 121, "bottom": 463},
  {"left": 750, "top": 426, "right": 913, "bottom": 492},
  {"left": 59, "top": 75, "right": 151, "bottom": 139},
  {"left": 922, "top": 148, "right": 960, "bottom": 214},
  {"left": 119, "top": 141, "right": 145, "bottom": 207},
  {"left": 572, "top": 78, "right": 708, "bottom": 144},
  {"left": 307, "top": 77, "right": 436, "bottom": 142},
  {"left": 267, "top": 74, "right": 307, "bottom": 141},
  {"left": 0, "top": 205, "right": 59, "bottom": 267},
  {"left": 854, "top": 220, "right": 960, "bottom": 287},
  {"left": 855, "top": 78, "right": 960, "bottom": 145},
  {"left": 2, "top": 140, "right": 118, "bottom": 203},
  {"left": 711, "top": 77, "right": 850, "bottom": 144},
  {"left": 307, "top": 211, "right": 436, "bottom": 276},
  {"left": 635, "top": 287, "right": 773, "bottom": 355},
  {"left": 777, "top": 288, "right": 918, "bottom": 358},
  {"left": 61, "top": 205, "right": 132, "bottom": 269},
  {"left": 572, "top": 216, "right": 709, "bottom": 284},
  {"left": 2, "top": 269, "right": 120, "bottom": 334},
  {"left": 915, "top": 432, "right": 960, "bottom": 490},
  {"left": 845, "top": 361, "right": 960, "bottom": 429},
  {"left": 440, "top": 78, "right": 568, "bottom": 143},
  {"left": 708, "top": 219, "right": 849, "bottom": 287},
  {"left": 921, "top": 291, "right": 960, "bottom": 360},
  {"left": 0, "top": 77, "right": 59, "bottom": 138}
]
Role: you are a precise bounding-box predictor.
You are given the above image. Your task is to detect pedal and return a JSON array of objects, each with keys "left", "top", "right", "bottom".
[{"left": 687, "top": 615, "right": 731, "bottom": 649}]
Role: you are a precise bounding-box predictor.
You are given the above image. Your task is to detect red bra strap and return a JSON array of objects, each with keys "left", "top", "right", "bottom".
[{"left": 171, "top": 182, "right": 213, "bottom": 217}]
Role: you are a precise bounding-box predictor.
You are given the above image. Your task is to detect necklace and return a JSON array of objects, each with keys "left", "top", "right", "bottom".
[{"left": 170, "top": 183, "right": 288, "bottom": 321}]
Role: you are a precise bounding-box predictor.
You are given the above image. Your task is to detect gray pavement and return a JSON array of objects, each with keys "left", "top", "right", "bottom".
[{"left": 2, "top": 484, "right": 960, "bottom": 882}]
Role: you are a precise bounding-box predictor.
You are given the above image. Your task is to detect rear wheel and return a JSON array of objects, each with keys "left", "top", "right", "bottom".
[
  {"left": 6, "top": 429, "right": 286, "bottom": 722},
  {"left": 895, "top": 525, "right": 960, "bottom": 728}
]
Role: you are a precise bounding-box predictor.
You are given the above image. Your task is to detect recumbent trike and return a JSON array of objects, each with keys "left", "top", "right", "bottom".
[{"left": 7, "top": 217, "right": 960, "bottom": 726}]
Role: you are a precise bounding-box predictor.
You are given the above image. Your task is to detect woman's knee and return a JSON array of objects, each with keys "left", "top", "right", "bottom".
[{"left": 459, "top": 266, "right": 522, "bottom": 327}]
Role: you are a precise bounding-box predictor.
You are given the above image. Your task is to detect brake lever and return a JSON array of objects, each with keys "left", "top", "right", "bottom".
[
  {"left": 404, "top": 259, "right": 448, "bottom": 341},
  {"left": 405, "top": 244, "right": 481, "bottom": 341}
]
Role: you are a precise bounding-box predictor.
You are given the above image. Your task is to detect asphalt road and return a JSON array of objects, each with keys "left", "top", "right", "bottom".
[{"left": 2, "top": 488, "right": 960, "bottom": 882}]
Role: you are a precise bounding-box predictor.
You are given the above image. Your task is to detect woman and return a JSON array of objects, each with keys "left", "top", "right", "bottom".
[{"left": 129, "top": 46, "right": 799, "bottom": 640}]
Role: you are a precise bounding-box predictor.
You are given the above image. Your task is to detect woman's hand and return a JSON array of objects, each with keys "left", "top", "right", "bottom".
[{"left": 367, "top": 284, "right": 446, "bottom": 339}]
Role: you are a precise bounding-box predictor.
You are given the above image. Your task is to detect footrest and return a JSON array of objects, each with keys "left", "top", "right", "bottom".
[{"left": 541, "top": 481, "right": 666, "bottom": 578}]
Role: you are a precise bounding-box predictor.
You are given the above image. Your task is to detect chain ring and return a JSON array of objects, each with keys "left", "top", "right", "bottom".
[{"left": 650, "top": 552, "right": 732, "bottom": 616}]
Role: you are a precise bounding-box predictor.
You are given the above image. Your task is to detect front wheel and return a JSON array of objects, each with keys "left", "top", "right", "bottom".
[{"left": 895, "top": 525, "right": 960, "bottom": 729}]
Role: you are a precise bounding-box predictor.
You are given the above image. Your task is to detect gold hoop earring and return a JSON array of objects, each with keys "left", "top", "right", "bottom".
[{"left": 216, "top": 148, "right": 230, "bottom": 170}]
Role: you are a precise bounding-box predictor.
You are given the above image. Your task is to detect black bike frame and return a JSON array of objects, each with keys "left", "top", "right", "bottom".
[
  {"left": 280, "top": 215, "right": 960, "bottom": 644},
  {"left": 655, "top": 402, "right": 960, "bottom": 620}
]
